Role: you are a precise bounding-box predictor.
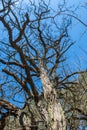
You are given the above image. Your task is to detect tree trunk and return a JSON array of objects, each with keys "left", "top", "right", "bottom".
[{"left": 40, "top": 65, "right": 66, "bottom": 130}]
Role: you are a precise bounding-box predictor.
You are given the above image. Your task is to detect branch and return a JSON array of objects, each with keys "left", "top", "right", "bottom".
[
  {"left": 0, "top": 59, "right": 24, "bottom": 68},
  {"left": 0, "top": 16, "right": 13, "bottom": 42},
  {"left": 59, "top": 70, "right": 87, "bottom": 84},
  {"left": 64, "top": 13, "right": 87, "bottom": 27},
  {"left": 2, "top": 69, "right": 31, "bottom": 96},
  {"left": 14, "top": 14, "right": 30, "bottom": 43},
  {"left": 66, "top": 107, "right": 87, "bottom": 116},
  {"left": 0, "top": 98, "right": 18, "bottom": 111}
]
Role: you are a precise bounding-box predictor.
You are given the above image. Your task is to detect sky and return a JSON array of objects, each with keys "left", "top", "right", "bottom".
[
  {"left": 17, "top": 0, "right": 87, "bottom": 70},
  {"left": 67, "top": 7, "right": 87, "bottom": 71},
  {"left": 0, "top": 0, "right": 87, "bottom": 105}
]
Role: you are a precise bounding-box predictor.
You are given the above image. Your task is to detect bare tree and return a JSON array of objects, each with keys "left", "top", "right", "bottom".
[
  {"left": 58, "top": 72, "right": 87, "bottom": 129},
  {"left": 0, "top": 0, "right": 86, "bottom": 129}
]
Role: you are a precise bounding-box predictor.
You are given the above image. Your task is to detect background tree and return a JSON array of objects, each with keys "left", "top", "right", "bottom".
[{"left": 59, "top": 72, "right": 87, "bottom": 129}]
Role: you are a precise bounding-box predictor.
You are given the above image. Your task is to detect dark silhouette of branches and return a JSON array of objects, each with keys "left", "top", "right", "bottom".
[{"left": 0, "top": 0, "right": 87, "bottom": 129}]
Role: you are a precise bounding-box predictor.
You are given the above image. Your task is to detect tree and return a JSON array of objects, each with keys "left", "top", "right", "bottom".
[
  {"left": 0, "top": 0, "right": 86, "bottom": 129},
  {"left": 59, "top": 72, "right": 87, "bottom": 129},
  {"left": 0, "top": 99, "right": 18, "bottom": 130}
]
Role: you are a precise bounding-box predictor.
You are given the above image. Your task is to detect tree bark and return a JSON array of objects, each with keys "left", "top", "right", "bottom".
[{"left": 40, "top": 64, "right": 66, "bottom": 130}]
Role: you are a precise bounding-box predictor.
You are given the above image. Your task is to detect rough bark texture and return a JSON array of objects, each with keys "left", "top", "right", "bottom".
[{"left": 40, "top": 64, "right": 66, "bottom": 130}]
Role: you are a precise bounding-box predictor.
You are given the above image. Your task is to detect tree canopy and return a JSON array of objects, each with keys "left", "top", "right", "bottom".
[{"left": 0, "top": 0, "right": 87, "bottom": 130}]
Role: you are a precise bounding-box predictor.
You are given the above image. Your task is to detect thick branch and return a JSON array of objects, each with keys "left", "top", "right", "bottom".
[
  {"left": 59, "top": 70, "right": 87, "bottom": 84},
  {"left": 0, "top": 98, "right": 18, "bottom": 111},
  {"left": 14, "top": 14, "right": 29, "bottom": 43}
]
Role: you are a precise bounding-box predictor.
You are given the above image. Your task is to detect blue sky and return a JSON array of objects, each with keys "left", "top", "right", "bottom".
[
  {"left": 58, "top": 0, "right": 87, "bottom": 71},
  {"left": 67, "top": 5, "right": 87, "bottom": 71},
  {"left": 0, "top": 0, "right": 87, "bottom": 106},
  {"left": 19, "top": 0, "right": 87, "bottom": 70}
]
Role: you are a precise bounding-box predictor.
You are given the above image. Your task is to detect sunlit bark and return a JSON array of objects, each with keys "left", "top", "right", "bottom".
[{"left": 40, "top": 64, "right": 66, "bottom": 130}]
